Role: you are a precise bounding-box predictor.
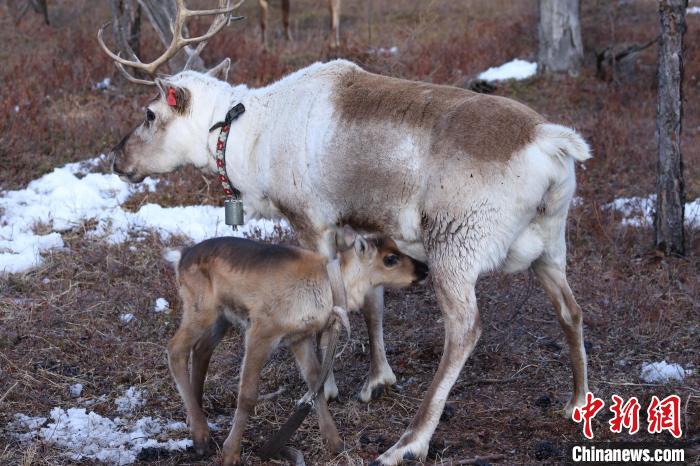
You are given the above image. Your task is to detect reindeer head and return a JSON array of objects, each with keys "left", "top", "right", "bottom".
[
  {"left": 98, "top": 0, "right": 242, "bottom": 183},
  {"left": 338, "top": 227, "right": 428, "bottom": 308}
]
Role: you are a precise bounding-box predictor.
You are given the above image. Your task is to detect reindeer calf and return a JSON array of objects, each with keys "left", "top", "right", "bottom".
[{"left": 164, "top": 232, "right": 427, "bottom": 465}]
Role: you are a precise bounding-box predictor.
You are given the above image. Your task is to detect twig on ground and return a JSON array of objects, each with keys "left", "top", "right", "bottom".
[
  {"left": 259, "top": 386, "right": 286, "bottom": 401},
  {"left": 0, "top": 381, "right": 19, "bottom": 404},
  {"left": 455, "top": 453, "right": 505, "bottom": 464}
]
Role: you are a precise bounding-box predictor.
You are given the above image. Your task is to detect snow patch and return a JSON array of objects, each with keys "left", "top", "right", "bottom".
[
  {"left": 688, "top": 6, "right": 700, "bottom": 14},
  {"left": 69, "top": 383, "right": 83, "bottom": 398},
  {"left": 640, "top": 361, "right": 692, "bottom": 384},
  {"left": 478, "top": 59, "right": 537, "bottom": 82},
  {"left": 8, "top": 408, "right": 191, "bottom": 465},
  {"left": 154, "top": 298, "right": 169, "bottom": 313},
  {"left": 0, "top": 156, "right": 290, "bottom": 274},
  {"left": 119, "top": 313, "right": 135, "bottom": 323},
  {"left": 605, "top": 195, "right": 700, "bottom": 228},
  {"left": 369, "top": 46, "right": 399, "bottom": 56},
  {"left": 94, "top": 77, "right": 111, "bottom": 90},
  {"left": 115, "top": 387, "right": 145, "bottom": 414}
]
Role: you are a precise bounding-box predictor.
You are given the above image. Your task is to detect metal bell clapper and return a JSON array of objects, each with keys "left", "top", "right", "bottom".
[{"left": 224, "top": 198, "right": 245, "bottom": 230}]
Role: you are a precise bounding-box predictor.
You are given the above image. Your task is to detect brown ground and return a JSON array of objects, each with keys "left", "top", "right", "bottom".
[{"left": 0, "top": 0, "right": 699, "bottom": 464}]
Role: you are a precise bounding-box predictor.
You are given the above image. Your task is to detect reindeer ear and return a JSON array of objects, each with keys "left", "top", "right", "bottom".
[
  {"left": 207, "top": 58, "right": 232, "bottom": 81},
  {"left": 157, "top": 83, "right": 190, "bottom": 115}
]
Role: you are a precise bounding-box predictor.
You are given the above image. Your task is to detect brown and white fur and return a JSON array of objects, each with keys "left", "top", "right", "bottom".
[
  {"left": 164, "top": 231, "right": 427, "bottom": 465},
  {"left": 258, "top": 0, "right": 340, "bottom": 48},
  {"left": 110, "top": 59, "right": 591, "bottom": 465}
]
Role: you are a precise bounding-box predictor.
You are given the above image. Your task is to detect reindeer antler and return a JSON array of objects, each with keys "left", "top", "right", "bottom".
[{"left": 98, "top": 0, "right": 244, "bottom": 85}]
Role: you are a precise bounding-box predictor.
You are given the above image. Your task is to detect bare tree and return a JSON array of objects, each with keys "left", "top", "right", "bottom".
[
  {"left": 108, "top": 0, "right": 209, "bottom": 74},
  {"left": 537, "top": 0, "right": 583, "bottom": 75},
  {"left": 655, "top": 0, "right": 687, "bottom": 255},
  {"left": 137, "top": 0, "right": 205, "bottom": 72},
  {"left": 14, "top": 0, "right": 49, "bottom": 25},
  {"left": 109, "top": 0, "right": 141, "bottom": 61}
]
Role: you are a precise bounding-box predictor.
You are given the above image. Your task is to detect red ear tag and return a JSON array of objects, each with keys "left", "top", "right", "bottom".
[{"left": 166, "top": 87, "right": 177, "bottom": 106}]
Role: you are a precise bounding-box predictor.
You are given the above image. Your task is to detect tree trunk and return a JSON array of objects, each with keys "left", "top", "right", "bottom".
[
  {"left": 136, "top": 0, "right": 205, "bottom": 72},
  {"left": 109, "top": 0, "right": 141, "bottom": 61},
  {"left": 537, "top": 0, "right": 583, "bottom": 75},
  {"left": 655, "top": 0, "right": 686, "bottom": 256}
]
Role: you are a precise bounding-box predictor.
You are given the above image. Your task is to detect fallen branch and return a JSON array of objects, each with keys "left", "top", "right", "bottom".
[
  {"left": 0, "top": 381, "right": 19, "bottom": 404},
  {"left": 259, "top": 386, "right": 286, "bottom": 401},
  {"left": 455, "top": 453, "right": 505, "bottom": 464}
]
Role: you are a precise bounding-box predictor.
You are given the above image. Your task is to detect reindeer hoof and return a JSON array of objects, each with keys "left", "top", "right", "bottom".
[{"left": 371, "top": 384, "right": 385, "bottom": 400}]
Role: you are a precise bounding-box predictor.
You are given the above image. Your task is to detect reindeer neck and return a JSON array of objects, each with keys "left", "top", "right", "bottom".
[{"left": 203, "top": 72, "right": 316, "bottom": 220}]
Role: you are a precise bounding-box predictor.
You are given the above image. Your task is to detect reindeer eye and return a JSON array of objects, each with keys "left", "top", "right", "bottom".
[
  {"left": 145, "top": 109, "right": 156, "bottom": 122},
  {"left": 383, "top": 255, "right": 400, "bottom": 267}
]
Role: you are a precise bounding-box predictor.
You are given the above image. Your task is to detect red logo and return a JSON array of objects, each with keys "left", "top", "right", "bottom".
[
  {"left": 647, "top": 395, "right": 682, "bottom": 438},
  {"left": 572, "top": 392, "right": 605, "bottom": 439},
  {"left": 609, "top": 395, "right": 641, "bottom": 434}
]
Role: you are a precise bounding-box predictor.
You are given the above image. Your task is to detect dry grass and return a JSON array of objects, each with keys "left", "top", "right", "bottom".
[{"left": 0, "top": 0, "right": 699, "bottom": 464}]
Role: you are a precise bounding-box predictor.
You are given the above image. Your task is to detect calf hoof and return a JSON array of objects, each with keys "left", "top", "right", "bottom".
[
  {"left": 327, "top": 437, "right": 345, "bottom": 455},
  {"left": 191, "top": 432, "right": 212, "bottom": 457},
  {"left": 222, "top": 451, "right": 242, "bottom": 466},
  {"left": 564, "top": 394, "right": 587, "bottom": 420},
  {"left": 193, "top": 439, "right": 211, "bottom": 457},
  {"left": 323, "top": 382, "right": 339, "bottom": 402}
]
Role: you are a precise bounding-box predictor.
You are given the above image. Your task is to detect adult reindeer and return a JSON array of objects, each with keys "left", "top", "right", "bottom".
[
  {"left": 98, "top": 2, "right": 591, "bottom": 463},
  {"left": 259, "top": 0, "right": 340, "bottom": 49}
]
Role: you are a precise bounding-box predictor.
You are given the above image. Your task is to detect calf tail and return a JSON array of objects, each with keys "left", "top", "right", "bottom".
[{"left": 162, "top": 248, "right": 183, "bottom": 280}]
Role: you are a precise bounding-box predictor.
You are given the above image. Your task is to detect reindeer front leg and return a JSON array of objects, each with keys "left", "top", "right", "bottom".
[
  {"left": 373, "top": 243, "right": 482, "bottom": 465},
  {"left": 358, "top": 286, "right": 397, "bottom": 402}
]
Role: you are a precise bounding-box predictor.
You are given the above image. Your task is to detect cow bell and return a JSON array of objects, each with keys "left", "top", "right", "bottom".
[{"left": 224, "top": 198, "right": 245, "bottom": 230}]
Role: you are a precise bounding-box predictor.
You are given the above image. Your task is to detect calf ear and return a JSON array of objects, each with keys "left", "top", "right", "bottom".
[
  {"left": 336, "top": 225, "right": 357, "bottom": 250},
  {"left": 207, "top": 58, "right": 232, "bottom": 81},
  {"left": 354, "top": 235, "right": 369, "bottom": 257}
]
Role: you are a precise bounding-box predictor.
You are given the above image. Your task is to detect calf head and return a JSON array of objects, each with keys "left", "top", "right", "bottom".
[{"left": 339, "top": 227, "right": 428, "bottom": 307}]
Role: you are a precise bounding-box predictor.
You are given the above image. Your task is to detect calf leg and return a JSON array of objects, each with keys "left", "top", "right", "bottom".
[
  {"left": 374, "top": 258, "right": 482, "bottom": 465},
  {"left": 533, "top": 260, "right": 589, "bottom": 418},
  {"left": 291, "top": 338, "right": 342, "bottom": 452},
  {"left": 167, "top": 308, "right": 218, "bottom": 455},
  {"left": 191, "top": 316, "right": 231, "bottom": 409},
  {"left": 358, "top": 286, "right": 397, "bottom": 402},
  {"left": 222, "top": 326, "right": 279, "bottom": 466}
]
